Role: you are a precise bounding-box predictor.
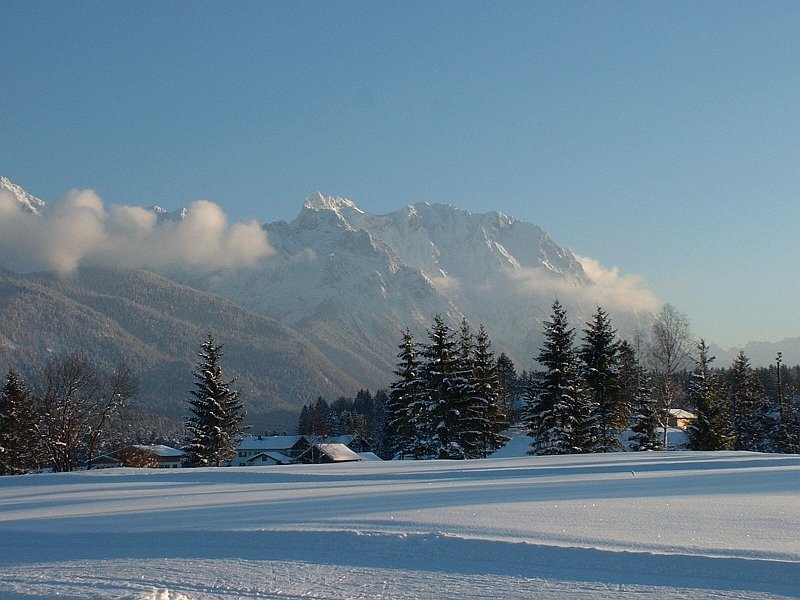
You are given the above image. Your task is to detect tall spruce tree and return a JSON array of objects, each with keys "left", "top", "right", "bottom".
[
  {"left": 370, "top": 389, "right": 389, "bottom": 458},
  {"left": 0, "top": 371, "right": 43, "bottom": 475},
  {"left": 184, "top": 334, "right": 249, "bottom": 467},
  {"left": 297, "top": 404, "right": 312, "bottom": 435},
  {"left": 495, "top": 352, "right": 519, "bottom": 424},
  {"left": 687, "top": 340, "right": 733, "bottom": 451},
  {"left": 579, "top": 307, "right": 624, "bottom": 452},
  {"left": 386, "top": 329, "right": 422, "bottom": 458},
  {"left": 414, "top": 315, "right": 469, "bottom": 459},
  {"left": 620, "top": 341, "right": 661, "bottom": 451},
  {"left": 728, "top": 351, "right": 772, "bottom": 452},
  {"left": 526, "top": 300, "right": 590, "bottom": 455},
  {"left": 770, "top": 354, "right": 799, "bottom": 453},
  {"left": 451, "top": 318, "right": 490, "bottom": 459},
  {"left": 472, "top": 324, "right": 509, "bottom": 457}
]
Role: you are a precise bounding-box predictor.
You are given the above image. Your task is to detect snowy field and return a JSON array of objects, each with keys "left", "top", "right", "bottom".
[{"left": 1, "top": 451, "right": 799, "bottom": 599}]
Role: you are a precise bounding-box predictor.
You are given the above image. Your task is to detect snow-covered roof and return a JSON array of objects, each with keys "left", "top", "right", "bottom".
[
  {"left": 668, "top": 409, "right": 697, "bottom": 419},
  {"left": 93, "top": 453, "right": 123, "bottom": 464},
  {"left": 315, "top": 443, "right": 361, "bottom": 462},
  {"left": 131, "top": 445, "right": 184, "bottom": 458},
  {"left": 356, "top": 452, "right": 383, "bottom": 461},
  {"left": 237, "top": 435, "right": 307, "bottom": 451},
  {"left": 245, "top": 451, "right": 296, "bottom": 465}
]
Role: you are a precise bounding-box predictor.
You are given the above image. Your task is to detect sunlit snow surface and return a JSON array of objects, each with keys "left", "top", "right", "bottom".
[{"left": 1, "top": 451, "right": 798, "bottom": 599}]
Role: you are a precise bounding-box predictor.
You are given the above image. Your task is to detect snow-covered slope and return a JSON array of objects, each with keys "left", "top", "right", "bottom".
[
  {"left": 205, "top": 192, "right": 645, "bottom": 387},
  {"left": 1, "top": 452, "right": 797, "bottom": 599},
  {"left": 0, "top": 175, "right": 46, "bottom": 214}
]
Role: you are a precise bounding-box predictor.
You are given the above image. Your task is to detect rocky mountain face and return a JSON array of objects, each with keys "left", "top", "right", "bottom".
[
  {"left": 0, "top": 176, "right": 46, "bottom": 214},
  {"left": 200, "top": 192, "right": 648, "bottom": 388}
]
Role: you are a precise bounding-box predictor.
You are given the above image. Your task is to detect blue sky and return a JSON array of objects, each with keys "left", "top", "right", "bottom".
[{"left": 2, "top": 1, "right": 798, "bottom": 349}]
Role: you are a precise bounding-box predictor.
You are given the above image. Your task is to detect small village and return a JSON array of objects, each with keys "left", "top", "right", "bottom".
[
  {"left": 91, "top": 406, "right": 699, "bottom": 470},
  {"left": 91, "top": 433, "right": 380, "bottom": 469}
]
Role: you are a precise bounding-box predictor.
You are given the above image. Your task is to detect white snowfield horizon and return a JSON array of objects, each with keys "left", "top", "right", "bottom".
[{"left": 1, "top": 450, "right": 799, "bottom": 599}]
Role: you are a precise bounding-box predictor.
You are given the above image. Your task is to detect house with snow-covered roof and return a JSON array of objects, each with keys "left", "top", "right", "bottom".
[
  {"left": 323, "top": 434, "right": 372, "bottom": 453},
  {"left": 93, "top": 445, "right": 184, "bottom": 469},
  {"left": 231, "top": 435, "right": 366, "bottom": 466},
  {"left": 309, "top": 443, "right": 361, "bottom": 464},
  {"left": 230, "top": 435, "right": 312, "bottom": 466},
  {"left": 666, "top": 409, "right": 697, "bottom": 429},
  {"left": 117, "top": 445, "right": 185, "bottom": 468}
]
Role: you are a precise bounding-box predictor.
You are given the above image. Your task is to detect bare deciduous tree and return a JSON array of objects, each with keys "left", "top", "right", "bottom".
[
  {"left": 646, "top": 304, "right": 693, "bottom": 449},
  {"left": 38, "top": 355, "right": 137, "bottom": 471}
]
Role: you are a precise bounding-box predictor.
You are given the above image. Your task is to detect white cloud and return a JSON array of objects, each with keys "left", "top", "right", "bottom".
[
  {"left": 0, "top": 189, "right": 273, "bottom": 275},
  {"left": 575, "top": 255, "right": 660, "bottom": 313},
  {"left": 428, "top": 273, "right": 462, "bottom": 294},
  {"left": 503, "top": 256, "right": 659, "bottom": 315}
]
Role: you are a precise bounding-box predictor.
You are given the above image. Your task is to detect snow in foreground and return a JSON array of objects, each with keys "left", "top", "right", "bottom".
[{"left": 1, "top": 451, "right": 798, "bottom": 599}]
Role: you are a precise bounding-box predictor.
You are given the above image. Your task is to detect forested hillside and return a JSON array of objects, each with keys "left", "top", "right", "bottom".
[{"left": 0, "top": 268, "right": 361, "bottom": 432}]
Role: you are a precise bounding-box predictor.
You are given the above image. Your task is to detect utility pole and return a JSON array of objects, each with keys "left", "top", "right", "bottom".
[{"left": 776, "top": 352, "right": 784, "bottom": 424}]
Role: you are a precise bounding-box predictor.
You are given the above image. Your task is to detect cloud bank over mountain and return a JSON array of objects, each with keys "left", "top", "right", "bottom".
[
  {"left": 0, "top": 187, "right": 272, "bottom": 275},
  {"left": 575, "top": 255, "right": 660, "bottom": 313}
]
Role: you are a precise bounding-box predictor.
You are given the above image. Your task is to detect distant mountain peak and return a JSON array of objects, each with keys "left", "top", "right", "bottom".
[
  {"left": 148, "top": 205, "right": 188, "bottom": 222},
  {"left": 303, "top": 191, "right": 364, "bottom": 215},
  {"left": 0, "top": 176, "right": 46, "bottom": 215}
]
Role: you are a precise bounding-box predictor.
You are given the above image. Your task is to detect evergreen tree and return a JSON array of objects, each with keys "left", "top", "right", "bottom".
[
  {"left": 457, "top": 318, "right": 475, "bottom": 368},
  {"left": 770, "top": 353, "right": 800, "bottom": 453},
  {"left": 370, "top": 389, "right": 389, "bottom": 458},
  {"left": 353, "top": 389, "right": 374, "bottom": 424},
  {"left": 309, "top": 397, "right": 334, "bottom": 437},
  {"left": 471, "top": 325, "right": 509, "bottom": 457},
  {"left": 449, "top": 318, "right": 492, "bottom": 459},
  {"left": 495, "top": 352, "right": 519, "bottom": 424},
  {"left": 385, "top": 329, "right": 422, "bottom": 458},
  {"left": 728, "top": 351, "right": 772, "bottom": 451},
  {"left": 184, "top": 334, "right": 249, "bottom": 467},
  {"left": 414, "top": 315, "right": 469, "bottom": 459},
  {"left": 297, "top": 404, "right": 312, "bottom": 435},
  {"left": 526, "top": 300, "right": 590, "bottom": 455},
  {"left": 579, "top": 307, "right": 624, "bottom": 452},
  {"left": 0, "top": 371, "right": 43, "bottom": 475},
  {"left": 687, "top": 340, "right": 733, "bottom": 451},
  {"left": 620, "top": 341, "right": 661, "bottom": 451},
  {"left": 329, "top": 396, "right": 354, "bottom": 435}
]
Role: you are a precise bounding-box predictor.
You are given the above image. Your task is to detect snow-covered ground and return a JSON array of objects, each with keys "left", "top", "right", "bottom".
[{"left": 1, "top": 450, "right": 798, "bottom": 599}]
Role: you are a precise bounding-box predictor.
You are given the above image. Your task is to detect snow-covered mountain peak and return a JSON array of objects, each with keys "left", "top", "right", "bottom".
[
  {"left": 303, "top": 191, "right": 363, "bottom": 215},
  {"left": 148, "top": 205, "right": 187, "bottom": 222},
  {"left": 0, "top": 176, "right": 46, "bottom": 214}
]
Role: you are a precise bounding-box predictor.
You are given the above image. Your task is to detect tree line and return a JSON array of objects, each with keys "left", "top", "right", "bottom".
[
  {"left": 0, "top": 356, "right": 137, "bottom": 474},
  {"left": 297, "top": 316, "right": 519, "bottom": 460},
  {"left": 369, "top": 303, "right": 798, "bottom": 459},
  {"left": 3, "top": 306, "right": 799, "bottom": 475},
  {"left": 297, "top": 304, "right": 799, "bottom": 460},
  {"left": 0, "top": 333, "right": 249, "bottom": 474}
]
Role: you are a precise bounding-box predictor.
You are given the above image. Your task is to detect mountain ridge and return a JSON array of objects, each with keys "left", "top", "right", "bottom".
[
  {"left": 0, "top": 176, "right": 46, "bottom": 214},
  {"left": 196, "top": 192, "right": 646, "bottom": 385},
  {"left": 1, "top": 176, "right": 797, "bottom": 435}
]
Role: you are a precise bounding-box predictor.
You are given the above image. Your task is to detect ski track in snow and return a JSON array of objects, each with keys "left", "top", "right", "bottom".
[{"left": 1, "top": 451, "right": 799, "bottom": 599}]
